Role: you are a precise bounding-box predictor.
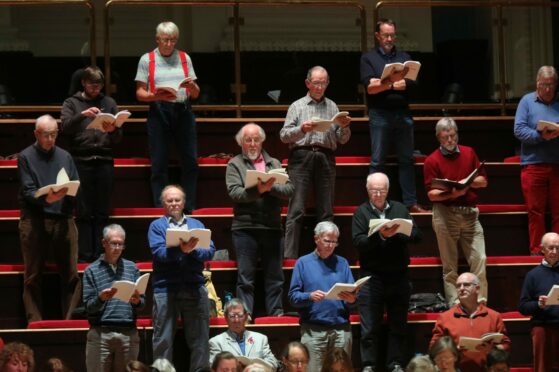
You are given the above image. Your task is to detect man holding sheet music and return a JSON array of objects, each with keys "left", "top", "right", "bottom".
[
  {"left": 352, "top": 172, "right": 421, "bottom": 372},
  {"left": 514, "top": 65, "right": 559, "bottom": 255},
  {"left": 226, "top": 123, "right": 294, "bottom": 316},
  {"left": 519, "top": 232, "right": 559, "bottom": 372},
  {"left": 82, "top": 224, "right": 145, "bottom": 372},
  {"left": 288, "top": 221, "right": 356, "bottom": 372},
  {"left": 148, "top": 184, "right": 216, "bottom": 370},
  {"left": 423, "top": 118, "right": 488, "bottom": 306},
  {"left": 17, "top": 114, "right": 81, "bottom": 323},
  {"left": 360, "top": 18, "right": 426, "bottom": 214},
  {"left": 280, "top": 66, "right": 351, "bottom": 259}
]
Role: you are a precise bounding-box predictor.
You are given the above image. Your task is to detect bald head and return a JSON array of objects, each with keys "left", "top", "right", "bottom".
[
  {"left": 34, "top": 115, "right": 58, "bottom": 151},
  {"left": 541, "top": 232, "right": 559, "bottom": 266},
  {"left": 236, "top": 123, "right": 265, "bottom": 161},
  {"left": 366, "top": 172, "right": 390, "bottom": 210}
]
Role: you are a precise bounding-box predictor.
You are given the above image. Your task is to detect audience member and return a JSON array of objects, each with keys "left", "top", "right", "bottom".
[
  {"left": 60, "top": 66, "right": 123, "bottom": 262},
  {"left": 430, "top": 273, "right": 511, "bottom": 372},
  {"left": 82, "top": 224, "right": 145, "bottom": 371},
  {"left": 42, "top": 357, "right": 71, "bottom": 372},
  {"left": 405, "top": 355, "right": 435, "bottom": 372},
  {"left": 135, "top": 21, "right": 201, "bottom": 212},
  {"left": 0, "top": 342, "right": 34, "bottom": 372},
  {"left": 226, "top": 123, "right": 294, "bottom": 316},
  {"left": 17, "top": 114, "right": 81, "bottom": 323},
  {"left": 288, "top": 221, "right": 356, "bottom": 371},
  {"left": 280, "top": 342, "right": 309, "bottom": 372},
  {"left": 151, "top": 359, "right": 176, "bottom": 372},
  {"left": 209, "top": 298, "right": 278, "bottom": 370},
  {"left": 429, "top": 336, "right": 459, "bottom": 372},
  {"left": 352, "top": 172, "right": 421, "bottom": 372},
  {"left": 518, "top": 232, "right": 559, "bottom": 372},
  {"left": 360, "top": 18, "right": 425, "bottom": 213},
  {"left": 514, "top": 65, "right": 559, "bottom": 254},
  {"left": 279, "top": 66, "right": 351, "bottom": 258},
  {"left": 423, "top": 117, "right": 488, "bottom": 305},
  {"left": 486, "top": 349, "right": 510, "bottom": 372},
  {"left": 320, "top": 347, "right": 353, "bottom": 372},
  {"left": 148, "top": 184, "right": 216, "bottom": 370},
  {"left": 126, "top": 360, "right": 150, "bottom": 372},
  {"left": 210, "top": 352, "right": 238, "bottom": 372}
]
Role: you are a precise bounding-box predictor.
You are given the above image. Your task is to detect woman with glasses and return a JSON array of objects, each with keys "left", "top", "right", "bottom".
[
  {"left": 429, "top": 336, "right": 460, "bottom": 372},
  {"left": 281, "top": 342, "right": 309, "bottom": 372}
]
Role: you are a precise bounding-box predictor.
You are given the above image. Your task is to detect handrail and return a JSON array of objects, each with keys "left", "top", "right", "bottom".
[
  {"left": 0, "top": 0, "right": 97, "bottom": 67},
  {"left": 374, "top": 0, "right": 559, "bottom": 115},
  {"left": 104, "top": 0, "right": 366, "bottom": 117}
]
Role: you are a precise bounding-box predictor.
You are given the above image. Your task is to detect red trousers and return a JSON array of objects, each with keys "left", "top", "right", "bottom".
[{"left": 532, "top": 325, "right": 559, "bottom": 372}]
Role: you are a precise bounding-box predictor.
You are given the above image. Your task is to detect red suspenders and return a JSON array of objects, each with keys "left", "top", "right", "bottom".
[{"left": 148, "top": 50, "right": 189, "bottom": 94}]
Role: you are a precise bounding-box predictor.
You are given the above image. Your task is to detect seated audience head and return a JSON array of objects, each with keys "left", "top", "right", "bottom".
[
  {"left": 211, "top": 351, "right": 237, "bottom": 372},
  {"left": 455, "top": 272, "right": 481, "bottom": 307},
  {"left": 405, "top": 354, "right": 435, "bottom": 372},
  {"left": 313, "top": 221, "right": 340, "bottom": 259},
  {"left": 160, "top": 185, "right": 186, "bottom": 221},
  {"left": 536, "top": 65, "right": 558, "bottom": 104},
  {"left": 540, "top": 232, "right": 559, "bottom": 266},
  {"left": 366, "top": 172, "right": 390, "bottom": 210},
  {"left": 305, "top": 66, "right": 329, "bottom": 101},
  {"left": 486, "top": 349, "right": 510, "bottom": 372},
  {"left": 43, "top": 357, "right": 71, "bottom": 372},
  {"left": 242, "top": 363, "right": 269, "bottom": 372},
  {"left": 81, "top": 66, "right": 104, "bottom": 99},
  {"left": 429, "top": 336, "right": 459, "bottom": 372},
  {"left": 150, "top": 358, "right": 176, "bottom": 372},
  {"left": 155, "top": 21, "right": 179, "bottom": 57},
  {"left": 34, "top": 115, "right": 59, "bottom": 152},
  {"left": 126, "top": 360, "right": 149, "bottom": 372},
  {"left": 102, "top": 224, "right": 126, "bottom": 264},
  {"left": 0, "top": 342, "right": 35, "bottom": 372},
  {"left": 281, "top": 341, "right": 309, "bottom": 372},
  {"left": 235, "top": 123, "right": 266, "bottom": 161},
  {"left": 435, "top": 117, "right": 459, "bottom": 152},
  {"left": 224, "top": 298, "right": 250, "bottom": 334},
  {"left": 320, "top": 347, "right": 352, "bottom": 372}
]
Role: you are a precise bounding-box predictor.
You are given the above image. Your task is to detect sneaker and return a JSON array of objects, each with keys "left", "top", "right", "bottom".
[
  {"left": 362, "top": 367, "right": 375, "bottom": 372},
  {"left": 391, "top": 364, "right": 405, "bottom": 372}
]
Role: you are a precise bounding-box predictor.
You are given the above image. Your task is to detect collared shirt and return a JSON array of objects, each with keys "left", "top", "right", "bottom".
[
  {"left": 370, "top": 200, "right": 391, "bottom": 219},
  {"left": 542, "top": 258, "right": 559, "bottom": 268},
  {"left": 252, "top": 153, "right": 266, "bottom": 172},
  {"left": 440, "top": 145, "right": 461, "bottom": 156},
  {"left": 167, "top": 214, "right": 188, "bottom": 229}
]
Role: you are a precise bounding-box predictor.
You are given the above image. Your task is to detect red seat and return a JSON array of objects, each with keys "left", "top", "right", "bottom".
[{"left": 253, "top": 316, "right": 300, "bottom": 325}]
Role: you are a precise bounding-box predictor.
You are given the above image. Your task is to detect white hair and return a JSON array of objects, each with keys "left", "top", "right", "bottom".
[{"left": 156, "top": 21, "right": 179, "bottom": 38}]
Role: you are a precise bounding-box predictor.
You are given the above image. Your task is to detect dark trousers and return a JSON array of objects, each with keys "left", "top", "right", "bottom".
[
  {"left": 358, "top": 270, "right": 410, "bottom": 370},
  {"left": 75, "top": 159, "right": 113, "bottom": 262},
  {"left": 283, "top": 148, "right": 335, "bottom": 258},
  {"left": 233, "top": 229, "right": 284, "bottom": 316},
  {"left": 19, "top": 216, "right": 81, "bottom": 322},
  {"left": 532, "top": 325, "right": 559, "bottom": 372},
  {"left": 147, "top": 101, "right": 198, "bottom": 213}
]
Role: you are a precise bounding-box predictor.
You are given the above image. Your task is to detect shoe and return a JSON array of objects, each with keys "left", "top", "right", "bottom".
[
  {"left": 408, "top": 204, "right": 429, "bottom": 213},
  {"left": 391, "top": 365, "right": 405, "bottom": 372},
  {"left": 362, "top": 367, "right": 375, "bottom": 372}
]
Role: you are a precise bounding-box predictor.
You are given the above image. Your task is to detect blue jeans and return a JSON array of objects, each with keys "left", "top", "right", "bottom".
[
  {"left": 152, "top": 287, "right": 210, "bottom": 371},
  {"left": 368, "top": 108, "right": 417, "bottom": 207},
  {"left": 233, "top": 229, "right": 284, "bottom": 316},
  {"left": 148, "top": 101, "right": 198, "bottom": 212},
  {"left": 358, "top": 270, "right": 410, "bottom": 370}
]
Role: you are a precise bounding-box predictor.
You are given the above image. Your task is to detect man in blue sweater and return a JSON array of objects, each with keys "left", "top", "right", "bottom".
[
  {"left": 83, "top": 224, "right": 145, "bottom": 372},
  {"left": 148, "top": 184, "right": 216, "bottom": 371},
  {"left": 288, "top": 221, "right": 357, "bottom": 371},
  {"left": 519, "top": 232, "right": 559, "bottom": 372}
]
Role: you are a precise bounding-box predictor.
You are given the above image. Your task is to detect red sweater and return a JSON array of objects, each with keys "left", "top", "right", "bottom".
[{"left": 423, "top": 145, "right": 486, "bottom": 206}]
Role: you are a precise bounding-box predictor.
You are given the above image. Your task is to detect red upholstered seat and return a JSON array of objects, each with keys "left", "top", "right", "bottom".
[
  {"left": 510, "top": 368, "right": 533, "bottom": 372},
  {"left": 208, "top": 260, "right": 237, "bottom": 269},
  {"left": 254, "top": 316, "right": 300, "bottom": 325},
  {"left": 477, "top": 204, "right": 526, "bottom": 213},
  {"left": 0, "top": 210, "right": 19, "bottom": 219},
  {"left": 281, "top": 156, "right": 427, "bottom": 166},
  {"left": 192, "top": 208, "right": 233, "bottom": 216},
  {"left": 0, "top": 160, "right": 17, "bottom": 167},
  {"left": 27, "top": 320, "right": 90, "bottom": 329},
  {"left": 282, "top": 259, "right": 297, "bottom": 268},
  {"left": 210, "top": 317, "right": 228, "bottom": 326},
  {"left": 504, "top": 155, "right": 521, "bottom": 163},
  {"left": 197, "top": 157, "right": 230, "bottom": 165},
  {"left": 114, "top": 158, "right": 151, "bottom": 166},
  {"left": 0, "top": 264, "right": 25, "bottom": 272},
  {"left": 501, "top": 311, "right": 531, "bottom": 320}
]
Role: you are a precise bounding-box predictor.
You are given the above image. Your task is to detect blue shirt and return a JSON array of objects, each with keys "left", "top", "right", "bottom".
[
  {"left": 514, "top": 91, "right": 559, "bottom": 165},
  {"left": 288, "top": 251, "right": 354, "bottom": 326}
]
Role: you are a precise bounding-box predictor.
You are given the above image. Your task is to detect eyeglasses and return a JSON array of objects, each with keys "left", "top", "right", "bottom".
[
  {"left": 308, "top": 80, "right": 328, "bottom": 88},
  {"left": 455, "top": 282, "right": 477, "bottom": 289},
  {"left": 37, "top": 130, "right": 58, "bottom": 139},
  {"left": 159, "top": 37, "right": 178, "bottom": 44},
  {"left": 368, "top": 189, "right": 388, "bottom": 196},
  {"left": 108, "top": 242, "right": 125, "bottom": 250},
  {"left": 287, "top": 360, "right": 308, "bottom": 366},
  {"left": 538, "top": 82, "right": 557, "bottom": 89},
  {"left": 321, "top": 238, "right": 338, "bottom": 246},
  {"left": 243, "top": 137, "right": 263, "bottom": 145},
  {"left": 85, "top": 82, "right": 103, "bottom": 88},
  {"left": 434, "top": 355, "right": 455, "bottom": 363},
  {"left": 379, "top": 33, "right": 397, "bottom": 39},
  {"left": 226, "top": 313, "right": 246, "bottom": 320},
  {"left": 439, "top": 133, "right": 458, "bottom": 141}
]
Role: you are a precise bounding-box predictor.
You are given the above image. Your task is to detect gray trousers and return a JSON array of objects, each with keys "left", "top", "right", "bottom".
[{"left": 86, "top": 327, "right": 140, "bottom": 372}]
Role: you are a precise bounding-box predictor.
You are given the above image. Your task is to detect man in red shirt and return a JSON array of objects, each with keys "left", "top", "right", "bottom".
[{"left": 423, "top": 118, "right": 488, "bottom": 306}]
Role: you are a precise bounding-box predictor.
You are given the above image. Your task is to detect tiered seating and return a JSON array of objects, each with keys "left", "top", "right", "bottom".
[{"left": 0, "top": 114, "right": 536, "bottom": 369}]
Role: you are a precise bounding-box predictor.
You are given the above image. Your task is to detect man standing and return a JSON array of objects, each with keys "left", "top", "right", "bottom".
[
  {"left": 226, "top": 123, "right": 294, "bottom": 316},
  {"left": 430, "top": 273, "right": 511, "bottom": 372},
  {"left": 18, "top": 114, "right": 81, "bottom": 323},
  {"left": 360, "top": 18, "right": 425, "bottom": 213},
  {"left": 83, "top": 224, "right": 144, "bottom": 371},
  {"left": 135, "top": 21, "right": 201, "bottom": 212},
  {"left": 288, "top": 221, "right": 356, "bottom": 371},
  {"left": 514, "top": 66, "right": 559, "bottom": 255},
  {"left": 423, "top": 118, "right": 488, "bottom": 305},
  {"left": 519, "top": 232, "right": 559, "bottom": 372},
  {"left": 148, "top": 184, "right": 216, "bottom": 371},
  {"left": 352, "top": 172, "right": 421, "bottom": 372},
  {"left": 280, "top": 66, "right": 351, "bottom": 258},
  {"left": 209, "top": 298, "right": 279, "bottom": 370}
]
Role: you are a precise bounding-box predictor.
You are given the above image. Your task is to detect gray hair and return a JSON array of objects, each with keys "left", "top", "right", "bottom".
[
  {"left": 235, "top": 123, "right": 266, "bottom": 146},
  {"left": 223, "top": 297, "right": 250, "bottom": 317},
  {"left": 406, "top": 355, "right": 436, "bottom": 372},
  {"left": 537, "top": 66, "right": 558, "bottom": 82},
  {"left": 429, "top": 336, "right": 460, "bottom": 364},
  {"left": 457, "top": 272, "right": 480, "bottom": 286},
  {"left": 314, "top": 221, "right": 339, "bottom": 238},
  {"left": 159, "top": 184, "right": 185, "bottom": 206},
  {"left": 435, "top": 117, "right": 458, "bottom": 136},
  {"left": 366, "top": 172, "right": 390, "bottom": 190},
  {"left": 156, "top": 21, "right": 179, "bottom": 38},
  {"left": 306, "top": 65, "right": 329, "bottom": 82},
  {"left": 151, "top": 358, "right": 176, "bottom": 372},
  {"left": 35, "top": 114, "right": 57, "bottom": 130},
  {"left": 102, "top": 224, "right": 126, "bottom": 240}
]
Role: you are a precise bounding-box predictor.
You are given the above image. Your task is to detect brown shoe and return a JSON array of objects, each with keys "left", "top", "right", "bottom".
[{"left": 408, "top": 204, "right": 430, "bottom": 213}]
